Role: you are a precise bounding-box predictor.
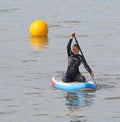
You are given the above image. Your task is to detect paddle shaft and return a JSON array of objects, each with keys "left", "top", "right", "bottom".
[
  {"left": 74, "top": 35, "right": 96, "bottom": 86},
  {"left": 74, "top": 36, "right": 87, "bottom": 62}
]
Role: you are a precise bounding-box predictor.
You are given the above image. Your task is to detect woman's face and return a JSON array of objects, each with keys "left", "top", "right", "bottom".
[{"left": 72, "top": 46, "right": 79, "bottom": 55}]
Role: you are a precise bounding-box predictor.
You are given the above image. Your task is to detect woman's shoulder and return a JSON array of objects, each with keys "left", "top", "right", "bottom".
[{"left": 78, "top": 54, "right": 82, "bottom": 57}]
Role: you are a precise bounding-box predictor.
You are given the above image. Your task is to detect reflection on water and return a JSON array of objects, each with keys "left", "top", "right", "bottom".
[
  {"left": 65, "top": 91, "right": 95, "bottom": 122},
  {"left": 30, "top": 36, "right": 48, "bottom": 50},
  {"left": 65, "top": 91, "right": 94, "bottom": 107}
]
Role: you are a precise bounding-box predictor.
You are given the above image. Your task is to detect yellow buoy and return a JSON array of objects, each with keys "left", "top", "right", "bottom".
[
  {"left": 29, "top": 20, "right": 48, "bottom": 37},
  {"left": 30, "top": 36, "right": 48, "bottom": 50}
]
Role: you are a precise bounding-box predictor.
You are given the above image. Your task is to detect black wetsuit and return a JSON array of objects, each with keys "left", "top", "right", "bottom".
[{"left": 63, "top": 39, "right": 92, "bottom": 82}]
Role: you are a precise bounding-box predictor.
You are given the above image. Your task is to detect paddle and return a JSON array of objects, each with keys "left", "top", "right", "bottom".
[
  {"left": 74, "top": 34, "right": 87, "bottom": 63},
  {"left": 73, "top": 34, "right": 97, "bottom": 87}
]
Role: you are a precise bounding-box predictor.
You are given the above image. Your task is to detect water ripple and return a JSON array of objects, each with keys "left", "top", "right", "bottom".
[
  {"left": 0, "top": 8, "right": 19, "bottom": 13},
  {"left": 104, "top": 97, "right": 120, "bottom": 100}
]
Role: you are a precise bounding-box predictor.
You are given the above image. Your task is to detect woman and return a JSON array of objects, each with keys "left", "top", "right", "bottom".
[{"left": 63, "top": 33, "right": 94, "bottom": 82}]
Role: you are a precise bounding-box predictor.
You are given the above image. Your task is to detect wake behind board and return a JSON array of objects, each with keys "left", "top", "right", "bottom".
[{"left": 52, "top": 75, "right": 97, "bottom": 92}]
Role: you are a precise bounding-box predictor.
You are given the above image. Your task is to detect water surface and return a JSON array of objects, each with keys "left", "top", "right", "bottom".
[{"left": 0, "top": 0, "right": 120, "bottom": 122}]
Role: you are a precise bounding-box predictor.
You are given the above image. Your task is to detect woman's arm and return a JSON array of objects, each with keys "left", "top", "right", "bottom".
[
  {"left": 67, "top": 38, "right": 72, "bottom": 57},
  {"left": 81, "top": 55, "right": 94, "bottom": 77},
  {"left": 67, "top": 33, "right": 75, "bottom": 57}
]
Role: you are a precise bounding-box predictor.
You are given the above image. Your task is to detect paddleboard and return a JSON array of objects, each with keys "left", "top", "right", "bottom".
[{"left": 52, "top": 75, "right": 97, "bottom": 92}]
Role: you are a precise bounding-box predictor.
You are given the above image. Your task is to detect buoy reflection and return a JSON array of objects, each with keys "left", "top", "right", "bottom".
[{"left": 30, "top": 36, "right": 48, "bottom": 50}]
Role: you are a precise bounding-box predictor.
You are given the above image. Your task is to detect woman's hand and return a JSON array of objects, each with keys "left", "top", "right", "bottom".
[
  {"left": 90, "top": 72, "right": 94, "bottom": 78},
  {"left": 72, "top": 33, "right": 75, "bottom": 37},
  {"left": 70, "top": 33, "right": 75, "bottom": 39}
]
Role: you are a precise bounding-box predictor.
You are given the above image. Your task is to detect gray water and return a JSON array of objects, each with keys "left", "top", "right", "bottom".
[{"left": 0, "top": 0, "right": 120, "bottom": 122}]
